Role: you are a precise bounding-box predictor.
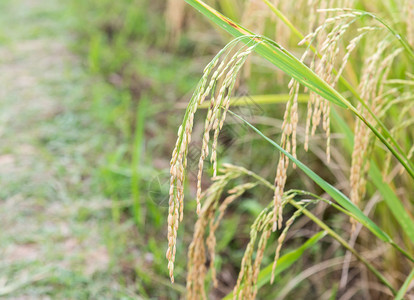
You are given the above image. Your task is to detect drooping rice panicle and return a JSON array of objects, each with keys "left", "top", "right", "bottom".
[
  {"left": 187, "top": 164, "right": 259, "bottom": 299},
  {"left": 310, "top": 19, "right": 354, "bottom": 162},
  {"left": 168, "top": 36, "right": 264, "bottom": 283},
  {"left": 332, "top": 28, "right": 374, "bottom": 85},
  {"left": 349, "top": 41, "right": 388, "bottom": 217},
  {"left": 186, "top": 167, "right": 241, "bottom": 299},
  {"left": 301, "top": 11, "right": 366, "bottom": 159},
  {"left": 271, "top": 78, "right": 301, "bottom": 231},
  {"left": 206, "top": 182, "right": 258, "bottom": 288},
  {"left": 251, "top": 226, "right": 272, "bottom": 299},
  {"left": 233, "top": 193, "right": 300, "bottom": 299},
  {"left": 349, "top": 42, "right": 403, "bottom": 229},
  {"left": 233, "top": 206, "right": 270, "bottom": 300},
  {"left": 200, "top": 42, "right": 260, "bottom": 207},
  {"left": 271, "top": 200, "right": 310, "bottom": 283}
]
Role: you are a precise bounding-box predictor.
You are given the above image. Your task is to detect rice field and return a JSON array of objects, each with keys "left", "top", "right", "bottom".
[{"left": 1, "top": 0, "right": 413, "bottom": 299}]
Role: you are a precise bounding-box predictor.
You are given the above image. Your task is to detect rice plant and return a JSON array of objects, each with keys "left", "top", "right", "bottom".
[{"left": 167, "top": 0, "right": 414, "bottom": 298}]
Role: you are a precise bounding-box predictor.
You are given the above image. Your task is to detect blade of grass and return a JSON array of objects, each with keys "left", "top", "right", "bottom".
[
  {"left": 197, "top": 93, "right": 308, "bottom": 108},
  {"left": 185, "top": 0, "right": 414, "bottom": 180},
  {"left": 228, "top": 109, "right": 414, "bottom": 262},
  {"left": 223, "top": 231, "right": 327, "bottom": 300},
  {"left": 395, "top": 268, "right": 414, "bottom": 300},
  {"left": 132, "top": 96, "right": 148, "bottom": 229}
]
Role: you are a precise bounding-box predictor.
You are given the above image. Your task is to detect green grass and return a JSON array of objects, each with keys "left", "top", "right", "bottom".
[{"left": 0, "top": 0, "right": 139, "bottom": 298}]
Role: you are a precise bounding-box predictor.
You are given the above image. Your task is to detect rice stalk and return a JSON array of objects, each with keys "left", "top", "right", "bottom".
[
  {"left": 270, "top": 200, "right": 310, "bottom": 284},
  {"left": 295, "top": 8, "right": 405, "bottom": 228},
  {"left": 349, "top": 44, "right": 402, "bottom": 228},
  {"left": 233, "top": 194, "right": 297, "bottom": 300},
  {"left": 167, "top": 36, "right": 263, "bottom": 282},
  {"left": 186, "top": 166, "right": 242, "bottom": 299},
  {"left": 224, "top": 114, "right": 411, "bottom": 295},
  {"left": 300, "top": 11, "right": 372, "bottom": 160},
  {"left": 267, "top": 5, "right": 361, "bottom": 232}
]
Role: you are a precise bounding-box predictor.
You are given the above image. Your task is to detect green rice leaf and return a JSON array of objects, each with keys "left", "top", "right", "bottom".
[
  {"left": 229, "top": 109, "right": 414, "bottom": 262},
  {"left": 395, "top": 268, "right": 414, "bottom": 300},
  {"left": 229, "top": 110, "right": 390, "bottom": 241}
]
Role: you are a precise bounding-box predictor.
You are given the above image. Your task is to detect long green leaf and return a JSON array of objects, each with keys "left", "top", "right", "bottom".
[
  {"left": 187, "top": 0, "right": 347, "bottom": 108},
  {"left": 395, "top": 268, "right": 414, "bottom": 300},
  {"left": 197, "top": 93, "right": 308, "bottom": 108},
  {"left": 202, "top": 93, "right": 414, "bottom": 244},
  {"left": 211, "top": 95, "right": 414, "bottom": 244},
  {"left": 185, "top": 0, "right": 414, "bottom": 181},
  {"left": 228, "top": 110, "right": 391, "bottom": 242},
  {"left": 223, "top": 231, "right": 327, "bottom": 300},
  {"left": 229, "top": 110, "right": 414, "bottom": 264}
]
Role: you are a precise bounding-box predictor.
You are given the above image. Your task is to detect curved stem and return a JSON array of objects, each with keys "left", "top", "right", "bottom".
[
  {"left": 228, "top": 109, "right": 414, "bottom": 263},
  {"left": 289, "top": 200, "right": 397, "bottom": 295}
]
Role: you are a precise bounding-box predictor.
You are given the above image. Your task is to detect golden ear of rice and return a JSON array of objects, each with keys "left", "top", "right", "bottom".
[
  {"left": 349, "top": 42, "right": 402, "bottom": 229},
  {"left": 187, "top": 165, "right": 257, "bottom": 299},
  {"left": 234, "top": 192, "right": 306, "bottom": 299},
  {"left": 167, "top": 37, "right": 263, "bottom": 283},
  {"left": 272, "top": 80, "right": 298, "bottom": 231},
  {"left": 271, "top": 200, "right": 308, "bottom": 283},
  {"left": 233, "top": 207, "right": 270, "bottom": 300}
]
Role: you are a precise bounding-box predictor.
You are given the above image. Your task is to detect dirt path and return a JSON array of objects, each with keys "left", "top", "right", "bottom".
[{"left": 0, "top": 1, "right": 129, "bottom": 298}]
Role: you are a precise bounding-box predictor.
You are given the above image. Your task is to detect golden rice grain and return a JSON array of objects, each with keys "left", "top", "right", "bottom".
[{"left": 168, "top": 37, "right": 263, "bottom": 283}]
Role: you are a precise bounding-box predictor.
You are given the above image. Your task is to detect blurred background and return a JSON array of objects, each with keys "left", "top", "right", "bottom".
[{"left": 0, "top": 0, "right": 413, "bottom": 299}]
